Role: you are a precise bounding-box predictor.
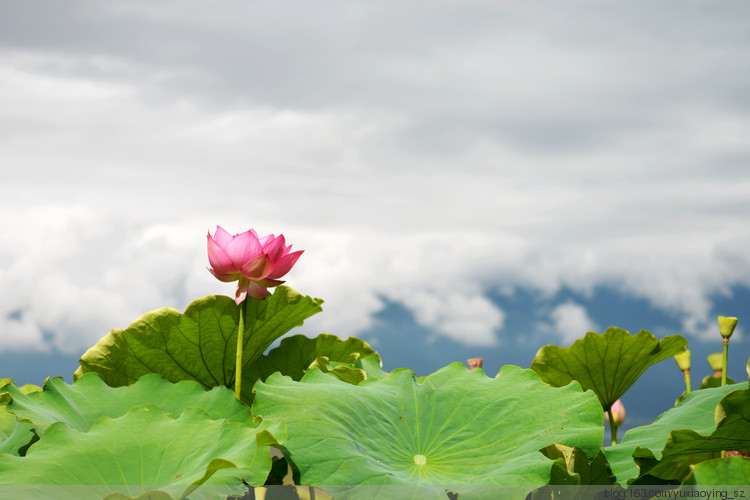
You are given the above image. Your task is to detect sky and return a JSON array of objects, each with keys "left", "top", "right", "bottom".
[{"left": 1, "top": 0, "right": 750, "bottom": 429}]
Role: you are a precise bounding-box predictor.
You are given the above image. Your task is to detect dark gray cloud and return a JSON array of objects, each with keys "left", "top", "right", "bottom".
[{"left": 3, "top": 1, "right": 749, "bottom": 157}]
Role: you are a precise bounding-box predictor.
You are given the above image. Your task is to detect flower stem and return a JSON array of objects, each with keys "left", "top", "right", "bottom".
[
  {"left": 235, "top": 299, "right": 247, "bottom": 401},
  {"left": 608, "top": 410, "right": 618, "bottom": 445},
  {"left": 683, "top": 370, "right": 691, "bottom": 394},
  {"left": 721, "top": 338, "right": 729, "bottom": 387}
]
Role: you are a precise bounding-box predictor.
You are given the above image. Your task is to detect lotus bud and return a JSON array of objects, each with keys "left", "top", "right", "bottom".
[
  {"left": 673, "top": 350, "right": 691, "bottom": 371},
  {"left": 466, "top": 358, "right": 484, "bottom": 370},
  {"left": 718, "top": 316, "right": 738, "bottom": 340},
  {"left": 674, "top": 349, "right": 692, "bottom": 394},
  {"left": 707, "top": 353, "right": 723, "bottom": 377},
  {"left": 604, "top": 399, "right": 626, "bottom": 427}
]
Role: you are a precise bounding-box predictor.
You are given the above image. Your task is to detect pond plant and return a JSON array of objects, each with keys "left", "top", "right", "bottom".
[
  {"left": 1, "top": 226, "right": 749, "bottom": 500},
  {"left": 674, "top": 349, "right": 692, "bottom": 395}
]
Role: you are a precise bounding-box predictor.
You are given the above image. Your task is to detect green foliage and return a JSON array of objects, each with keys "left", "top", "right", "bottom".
[
  {"left": 0, "top": 405, "right": 278, "bottom": 498},
  {"left": 4, "top": 373, "right": 258, "bottom": 435},
  {"left": 692, "top": 456, "right": 750, "bottom": 485},
  {"left": 676, "top": 373, "right": 738, "bottom": 404},
  {"left": 538, "top": 444, "right": 613, "bottom": 486},
  {"left": 0, "top": 406, "right": 35, "bottom": 456},
  {"left": 698, "top": 375, "right": 735, "bottom": 390},
  {"left": 3, "top": 272, "right": 748, "bottom": 495},
  {"left": 639, "top": 414, "right": 750, "bottom": 482},
  {"left": 0, "top": 374, "right": 286, "bottom": 498},
  {"left": 75, "top": 287, "right": 323, "bottom": 403},
  {"left": 531, "top": 327, "right": 687, "bottom": 411},
  {"left": 0, "top": 382, "right": 37, "bottom": 456},
  {"left": 240, "top": 334, "right": 387, "bottom": 403},
  {"left": 252, "top": 362, "right": 604, "bottom": 499},
  {"left": 603, "top": 382, "right": 749, "bottom": 484},
  {"left": 632, "top": 387, "right": 750, "bottom": 484}
]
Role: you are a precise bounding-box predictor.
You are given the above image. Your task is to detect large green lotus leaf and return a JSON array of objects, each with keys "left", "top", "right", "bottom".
[
  {"left": 75, "top": 287, "right": 323, "bottom": 402},
  {"left": 240, "top": 334, "right": 386, "bottom": 401},
  {"left": 692, "top": 456, "right": 750, "bottom": 486},
  {"left": 677, "top": 374, "right": 738, "bottom": 405},
  {"left": 19, "top": 384, "right": 42, "bottom": 394},
  {"left": 305, "top": 357, "right": 367, "bottom": 384},
  {"left": 528, "top": 447, "right": 614, "bottom": 500},
  {"left": 0, "top": 407, "right": 35, "bottom": 456},
  {"left": 252, "top": 362, "right": 604, "bottom": 499},
  {"left": 0, "top": 380, "right": 41, "bottom": 401},
  {"left": 714, "top": 388, "right": 750, "bottom": 425},
  {"left": 359, "top": 355, "right": 389, "bottom": 379},
  {"left": 640, "top": 412, "right": 750, "bottom": 482},
  {"left": 603, "top": 382, "right": 749, "bottom": 484},
  {"left": 0, "top": 382, "right": 37, "bottom": 455},
  {"left": 253, "top": 334, "right": 383, "bottom": 381},
  {"left": 643, "top": 388, "right": 750, "bottom": 482},
  {"left": 0, "top": 405, "right": 280, "bottom": 499},
  {"left": 538, "top": 445, "right": 613, "bottom": 486},
  {"left": 4, "top": 373, "right": 257, "bottom": 435},
  {"left": 1, "top": 383, "right": 21, "bottom": 404},
  {"left": 531, "top": 327, "right": 687, "bottom": 411}
]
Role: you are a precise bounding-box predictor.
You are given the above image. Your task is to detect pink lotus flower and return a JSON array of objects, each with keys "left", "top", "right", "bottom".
[
  {"left": 207, "top": 226, "right": 303, "bottom": 304},
  {"left": 605, "top": 399, "right": 626, "bottom": 427}
]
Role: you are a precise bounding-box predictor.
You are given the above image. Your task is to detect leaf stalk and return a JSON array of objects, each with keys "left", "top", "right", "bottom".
[
  {"left": 721, "top": 338, "right": 729, "bottom": 387},
  {"left": 608, "top": 409, "right": 618, "bottom": 445},
  {"left": 235, "top": 298, "right": 247, "bottom": 401}
]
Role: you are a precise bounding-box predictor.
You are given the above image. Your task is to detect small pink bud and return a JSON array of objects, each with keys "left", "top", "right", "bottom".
[
  {"left": 207, "top": 226, "right": 303, "bottom": 304},
  {"left": 604, "top": 399, "right": 626, "bottom": 427}
]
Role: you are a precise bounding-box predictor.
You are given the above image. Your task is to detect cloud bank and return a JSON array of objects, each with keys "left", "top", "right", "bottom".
[{"left": 1, "top": 1, "right": 749, "bottom": 354}]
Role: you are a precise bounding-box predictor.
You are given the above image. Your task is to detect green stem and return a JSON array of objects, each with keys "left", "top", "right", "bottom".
[
  {"left": 235, "top": 299, "right": 247, "bottom": 401},
  {"left": 608, "top": 410, "right": 618, "bottom": 445},
  {"left": 683, "top": 370, "right": 691, "bottom": 394},
  {"left": 722, "top": 338, "right": 729, "bottom": 387}
]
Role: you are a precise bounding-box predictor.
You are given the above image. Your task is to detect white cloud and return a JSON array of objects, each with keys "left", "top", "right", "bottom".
[
  {"left": 0, "top": 212, "right": 510, "bottom": 352},
  {"left": 546, "top": 302, "right": 599, "bottom": 346},
  {"left": 0, "top": 206, "right": 226, "bottom": 354},
  {"left": 402, "top": 290, "right": 503, "bottom": 347},
  {"left": 276, "top": 228, "right": 512, "bottom": 347},
  {"left": 1, "top": 2, "right": 750, "bottom": 355}
]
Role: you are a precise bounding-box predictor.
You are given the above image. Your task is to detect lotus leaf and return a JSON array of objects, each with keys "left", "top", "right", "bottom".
[
  {"left": 75, "top": 287, "right": 322, "bottom": 403},
  {"left": 0, "top": 382, "right": 36, "bottom": 455},
  {"left": 692, "top": 456, "right": 750, "bottom": 486},
  {"left": 0, "top": 405, "right": 280, "bottom": 499},
  {"left": 4, "top": 373, "right": 258, "bottom": 435},
  {"left": 531, "top": 327, "right": 687, "bottom": 412},
  {"left": 538, "top": 444, "right": 613, "bottom": 486},
  {"left": 639, "top": 412, "right": 750, "bottom": 482},
  {"left": 715, "top": 388, "right": 750, "bottom": 425},
  {"left": 252, "top": 362, "right": 604, "bottom": 499},
  {"left": 0, "top": 407, "right": 35, "bottom": 456},
  {"left": 603, "top": 382, "right": 749, "bottom": 484},
  {"left": 699, "top": 375, "right": 735, "bottom": 390},
  {"left": 240, "top": 334, "right": 386, "bottom": 402}
]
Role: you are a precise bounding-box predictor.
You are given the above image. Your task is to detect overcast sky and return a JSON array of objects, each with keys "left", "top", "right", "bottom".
[{"left": 1, "top": 0, "right": 749, "bottom": 381}]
